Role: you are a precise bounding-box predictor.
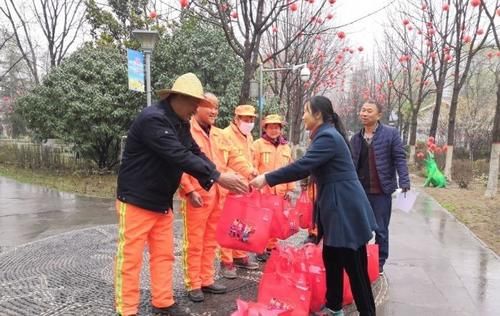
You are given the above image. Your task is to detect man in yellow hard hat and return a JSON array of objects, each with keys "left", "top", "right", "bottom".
[
  {"left": 114, "top": 73, "right": 248, "bottom": 316},
  {"left": 219, "top": 104, "right": 260, "bottom": 278}
]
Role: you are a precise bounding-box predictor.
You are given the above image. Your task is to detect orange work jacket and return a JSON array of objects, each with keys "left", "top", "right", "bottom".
[
  {"left": 252, "top": 138, "right": 295, "bottom": 196},
  {"left": 180, "top": 118, "right": 254, "bottom": 198}
]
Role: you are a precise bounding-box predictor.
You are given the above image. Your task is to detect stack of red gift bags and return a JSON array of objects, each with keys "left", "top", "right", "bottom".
[{"left": 235, "top": 243, "right": 379, "bottom": 314}]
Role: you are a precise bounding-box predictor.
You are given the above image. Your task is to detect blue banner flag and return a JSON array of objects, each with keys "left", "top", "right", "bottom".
[{"left": 127, "top": 49, "right": 145, "bottom": 92}]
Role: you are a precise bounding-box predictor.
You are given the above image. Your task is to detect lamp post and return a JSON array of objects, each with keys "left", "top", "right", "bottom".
[
  {"left": 255, "top": 63, "right": 311, "bottom": 137},
  {"left": 132, "top": 30, "right": 159, "bottom": 106}
]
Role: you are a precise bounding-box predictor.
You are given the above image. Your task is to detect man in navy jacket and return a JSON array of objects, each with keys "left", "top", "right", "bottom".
[
  {"left": 115, "top": 73, "right": 248, "bottom": 316},
  {"left": 350, "top": 100, "right": 410, "bottom": 275}
]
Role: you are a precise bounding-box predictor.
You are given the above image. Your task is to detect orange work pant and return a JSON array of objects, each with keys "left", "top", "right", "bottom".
[
  {"left": 114, "top": 200, "right": 175, "bottom": 316},
  {"left": 181, "top": 192, "right": 223, "bottom": 290}
]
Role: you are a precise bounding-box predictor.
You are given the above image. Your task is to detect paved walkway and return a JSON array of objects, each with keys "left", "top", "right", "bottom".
[{"left": 0, "top": 176, "right": 499, "bottom": 315}]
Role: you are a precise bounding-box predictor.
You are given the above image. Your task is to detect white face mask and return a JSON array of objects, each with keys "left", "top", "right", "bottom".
[{"left": 238, "top": 121, "right": 255, "bottom": 135}]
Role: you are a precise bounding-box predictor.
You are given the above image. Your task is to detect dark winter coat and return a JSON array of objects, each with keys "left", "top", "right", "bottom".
[
  {"left": 117, "top": 100, "right": 220, "bottom": 213},
  {"left": 266, "top": 123, "right": 377, "bottom": 249},
  {"left": 350, "top": 123, "right": 410, "bottom": 194}
]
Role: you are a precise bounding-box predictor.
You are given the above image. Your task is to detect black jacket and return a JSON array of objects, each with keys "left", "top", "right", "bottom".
[{"left": 117, "top": 100, "right": 220, "bottom": 213}]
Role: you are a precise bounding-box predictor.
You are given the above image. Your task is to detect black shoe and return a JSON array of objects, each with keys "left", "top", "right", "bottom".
[
  {"left": 201, "top": 282, "right": 227, "bottom": 294},
  {"left": 233, "top": 256, "right": 259, "bottom": 270},
  {"left": 187, "top": 289, "right": 204, "bottom": 302},
  {"left": 152, "top": 303, "right": 190, "bottom": 316},
  {"left": 255, "top": 249, "right": 271, "bottom": 262}
]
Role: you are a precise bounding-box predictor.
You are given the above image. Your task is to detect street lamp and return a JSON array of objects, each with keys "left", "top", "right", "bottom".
[
  {"left": 132, "top": 29, "right": 159, "bottom": 106},
  {"left": 256, "top": 62, "right": 310, "bottom": 136}
]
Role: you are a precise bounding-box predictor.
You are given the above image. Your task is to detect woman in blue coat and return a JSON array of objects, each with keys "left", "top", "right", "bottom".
[{"left": 250, "top": 96, "right": 377, "bottom": 316}]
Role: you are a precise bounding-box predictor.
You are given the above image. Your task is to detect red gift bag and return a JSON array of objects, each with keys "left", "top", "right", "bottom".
[
  {"left": 258, "top": 272, "right": 311, "bottom": 316},
  {"left": 269, "top": 199, "right": 300, "bottom": 240},
  {"left": 216, "top": 192, "right": 273, "bottom": 253},
  {"left": 295, "top": 191, "right": 313, "bottom": 229},
  {"left": 367, "top": 244, "right": 379, "bottom": 283},
  {"left": 231, "top": 299, "right": 292, "bottom": 316},
  {"left": 294, "top": 243, "right": 354, "bottom": 310}
]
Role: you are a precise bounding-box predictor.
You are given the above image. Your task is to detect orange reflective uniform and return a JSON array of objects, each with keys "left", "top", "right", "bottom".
[
  {"left": 219, "top": 122, "right": 255, "bottom": 263},
  {"left": 180, "top": 118, "right": 253, "bottom": 290},
  {"left": 252, "top": 138, "right": 295, "bottom": 196},
  {"left": 252, "top": 137, "right": 295, "bottom": 249}
]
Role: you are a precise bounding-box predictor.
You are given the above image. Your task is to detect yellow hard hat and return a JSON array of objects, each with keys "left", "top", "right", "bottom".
[
  {"left": 157, "top": 73, "right": 204, "bottom": 100},
  {"left": 234, "top": 104, "right": 257, "bottom": 117},
  {"left": 263, "top": 114, "right": 284, "bottom": 126}
]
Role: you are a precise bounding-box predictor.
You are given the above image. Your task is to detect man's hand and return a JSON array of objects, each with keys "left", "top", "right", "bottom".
[
  {"left": 217, "top": 172, "right": 249, "bottom": 194},
  {"left": 249, "top": 174, "right": 267, "bottom": 189},
  {"left": 401, "top": 187, "right": 410, "bottom": 193},
  {"left": 188, "top": 191, "right": 203, "bottom": 208},
  {"left": 248, "top": 169, "right": 258, "bottom": 180}
]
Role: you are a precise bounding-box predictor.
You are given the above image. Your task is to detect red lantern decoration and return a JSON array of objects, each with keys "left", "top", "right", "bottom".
[
  {"left": 470, "top": 0, "right": 481, "bottom": 7},
  {"left": 408, "top": 25, "right": 413, "bottom": 31},
  {"left": 463, "top": 34, "right": 472, "bottom": 43},
  {"left": 430, "top": 51, "right": 437, "bottom": 59},
  {"left": 445, "top": 54, "right": 453, "bottom": 62},
  {"left": 421, "top": 4, "right": 427, "bottom": 10},
  {"left": 487, "top": 52, "right": 494, "bottom": 59},
  {"left": 402, "top": 19, "right": 410, "bottom": 26},
  {"left": 148, "top": 11, "right": 158, "bottom": 19},
  {"left": 289, "top": 3, "right": 298, "bottom": 12},
  {"left": 442, "top": 3, "right": 449, "bottom": 11},
  {"left": 337, "top": 31, "right": 346, "bottom": 39},
  {"left": 329, "top": 0, "right": 336, "bottom": 4},
  {"left": 327, "top": 13, "right": 334, "bottom": 20},
  {"left": 272, "top": 26, "right": 278, "bottom": 33},
  {"left": 231, "top": 10, "right": 238, "bottom": 19},
  {"left": 497, "top": 8, "right": 500, "bottom": 16},
  {"left": 476, "top": 28, "right": 484, "bottom": 35},
  {"left": 308, "top": 0, "right": 315, "bottom": 4},
  {"left": 358, "top": 46, "right": 364, "bottom": 52},
  {"left": 180, "top": 0, "right": 188, "bottom": 8}
]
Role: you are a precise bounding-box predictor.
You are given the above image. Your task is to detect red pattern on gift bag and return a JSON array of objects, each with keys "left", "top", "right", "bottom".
[
  {"left": 216, "top": 192, "right": 273, "bottom": 253},
  {"left": 258, "top": 271, "right": 311, "bottom": 316},
  {"left": 231, "top": 299, "right": 292, "bottom": 316},
  {"left": 295, "top": 191, "right": 313, "bottom": 229}
]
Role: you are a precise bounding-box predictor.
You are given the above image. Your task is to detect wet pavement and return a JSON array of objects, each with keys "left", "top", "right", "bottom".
[
  {"left": 0, "top": 176, "right": 499, "bottom": 315},
  {"left": 380, "top": 190, "right": 500, "bottom": 316}
]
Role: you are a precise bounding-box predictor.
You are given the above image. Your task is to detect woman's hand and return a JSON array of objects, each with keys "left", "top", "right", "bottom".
[{"left": 249, "top": 174, "right": 267, "bottom": 189}]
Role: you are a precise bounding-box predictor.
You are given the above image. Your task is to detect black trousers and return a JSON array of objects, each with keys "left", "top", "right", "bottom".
[{"left": 322, "top": 244, "right": 376, "bottom": 316}]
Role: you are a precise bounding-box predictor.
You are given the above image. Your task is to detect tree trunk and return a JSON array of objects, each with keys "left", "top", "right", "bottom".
[
  {"left": 444, "top": 86, "right": 460, "bottom": 179},
  {"left": 485, "top": 80, "right": 500, "bottom": 197},
  {"left": 239, "top": 60, "right": 255, "bottom": 104},
  {"left": 429, "top": 87, "right": 443, "bottom": 138},
  {"left": 408, "top": 109, "right": 418, "bottom": 165}
]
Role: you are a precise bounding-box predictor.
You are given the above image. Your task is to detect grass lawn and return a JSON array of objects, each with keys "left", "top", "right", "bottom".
[{"left": 0, "top": 163, "right": 116, "bottom": 199}]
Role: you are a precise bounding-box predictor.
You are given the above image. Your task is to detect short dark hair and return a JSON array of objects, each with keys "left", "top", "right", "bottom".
[{"left": 364, "top": 99, "right": 383, "bottom": 113}]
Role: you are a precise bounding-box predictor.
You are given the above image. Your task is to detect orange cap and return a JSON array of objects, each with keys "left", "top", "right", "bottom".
[{"left": 234, "top": 104, "right": 257, "bottom": 117}]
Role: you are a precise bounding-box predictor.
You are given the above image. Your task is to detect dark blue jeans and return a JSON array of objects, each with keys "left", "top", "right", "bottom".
[{"left": 367, "top": 193, "right": 392, "bottom": 269}]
